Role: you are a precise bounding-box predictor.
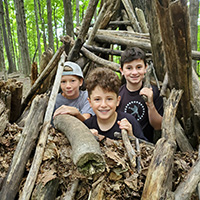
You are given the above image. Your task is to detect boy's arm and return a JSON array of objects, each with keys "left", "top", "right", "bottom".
[
  {"left": 53, "top": 105, "right": 90, "bottom": 122},
  {"left": 140, "top": 87, "right": 163, "bottom": 130}
]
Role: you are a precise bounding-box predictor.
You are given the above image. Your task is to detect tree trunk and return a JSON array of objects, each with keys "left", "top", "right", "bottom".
[
  {"left": 76, "top": 0, "right": 79, "bottom": 27},
  {"left": 47, "top": 0, "right": 54, "bottom": 53},
  {"left": 34, "top": 0, "right": 41, "bottom": 65},
  {"left": 189, "top": 0, "right": 199, "bottom": 71},
  {"left": 4, "top": 0, "right": 16, "bottom": 72},
  {"left": 0, "top": 19, "right": 6, "bottom": 74},
  {"left": 63, "top": 0, "right": 74, "bottom": 38},
  {"left": 37, "top": 0, "right": 47, "bottom": 51},
  {"left": 13, "top": 0, "right": 31, "bottom": 75},
  {"left": 0, "top": 94, "right": 48, "bottom": 200},
  {"left": 0, "top": 0, "right": 15, "bottom": 74},
  {"left": 54, "top": 114, "right": 105, "bottom": 176}
]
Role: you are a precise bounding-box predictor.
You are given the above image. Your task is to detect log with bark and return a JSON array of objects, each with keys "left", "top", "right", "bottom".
[
  {"left": 142, "top": 89, "right": 183, "bottom": 200},
  {"left": 54, "top": 114, "right": 105, "bottom": 176},
  {"left": 0, "top": 98, "right": 8, "bottom": 137},
  {"left": 0, "top": 94, "right": 48, "bottom": 200},
  {"left": 0, "top": 79, "right": 23, "bottom": 123}
]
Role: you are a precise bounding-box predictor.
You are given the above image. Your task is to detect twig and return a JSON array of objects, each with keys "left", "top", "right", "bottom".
[
  {"left": 135, "top": 138, "right": 141, "bottom": 173},
  {"left": 121, "top": 129, "right": 136, "bottom": 169}
]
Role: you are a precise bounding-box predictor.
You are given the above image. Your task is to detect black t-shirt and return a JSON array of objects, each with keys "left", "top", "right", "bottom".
[
  {"left": 117, "top": 84, "right": 163, "bottom": 142},
  {"left": 83, "top": 111, "right": 147, "bottom": 141}
]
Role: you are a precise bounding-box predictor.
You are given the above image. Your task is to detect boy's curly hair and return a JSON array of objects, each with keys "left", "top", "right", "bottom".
[
  {"left": 85, "top": 67, "right": 121, "bottom": 97},
  {"left": 121, "top": 47, "right": 147, "bottom": 68}
]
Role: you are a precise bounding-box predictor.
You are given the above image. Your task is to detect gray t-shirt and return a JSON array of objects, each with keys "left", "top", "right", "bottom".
[{"left": 53, "top": 90, "right": 94, "bottom": 116}]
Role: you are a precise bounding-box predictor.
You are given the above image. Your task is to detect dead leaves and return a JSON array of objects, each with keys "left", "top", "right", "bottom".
[{"left": 0, "top": 125, "right": 198, "bottom": 199}]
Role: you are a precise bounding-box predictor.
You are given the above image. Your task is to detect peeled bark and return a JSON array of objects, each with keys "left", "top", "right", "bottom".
[{"left": 54, "top": 114, "right": 105, "bottom": 176}]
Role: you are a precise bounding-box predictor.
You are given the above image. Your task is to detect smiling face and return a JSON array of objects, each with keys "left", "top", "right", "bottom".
[
  {"left": 61, "top": 75, "right": 83, "bottom": 99},
  {"left": 120, "top": 59, "right": 147, "bottom": 91},
  {"left": 88, "top": 86, "right": 120, "bottom": 122}
]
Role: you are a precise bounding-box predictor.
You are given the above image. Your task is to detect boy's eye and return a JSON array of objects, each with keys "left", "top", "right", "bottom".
[
  {"left": 107, "top": 97, "right": 113, "bottom": 101},
  {"left": 61, "top": 80, "right": 66, "bottom": 83}
]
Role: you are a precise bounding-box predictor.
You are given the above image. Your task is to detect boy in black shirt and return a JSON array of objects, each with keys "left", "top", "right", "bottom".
[
  {"left": 84, "top": 67, "right": 147, "bottom": 141},
  {"left": 117, "top": 47, "right": 163, "bottom": 142}
]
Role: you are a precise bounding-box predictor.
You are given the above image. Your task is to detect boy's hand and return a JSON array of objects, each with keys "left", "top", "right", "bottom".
[
  {"left": 53, "top": 105, "right": 79, "bottom": 118},
  {"left": 117, "top": 118, "right": 133, "bottom": 137},
  {"left": 90, "top": 129, "right": 105, "bottom": 141},
  {"left": 140, "top": 87, "right": 154, "bottom": 108}
]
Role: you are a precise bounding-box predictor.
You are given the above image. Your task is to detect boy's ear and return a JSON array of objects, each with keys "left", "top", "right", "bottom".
[
  {"left": 88, "top": 97, "right": 92, "bottom": 106},
  {"left": 79, "top": 78, "right": 83, "bottom": 86},
  {"left": 117, "top": 96, "right": 121, "bottom": 106},
  {"left": 119, "top": 67, "right": 123, "bottom": 75}
]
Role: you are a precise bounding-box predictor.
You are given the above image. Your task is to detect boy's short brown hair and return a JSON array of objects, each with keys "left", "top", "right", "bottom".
[
  {"left": 85, "top": 67, "right": 121, "bottom": 97},
  {"left": 121, "top": 47, "right": 147, "bottom": 68}
]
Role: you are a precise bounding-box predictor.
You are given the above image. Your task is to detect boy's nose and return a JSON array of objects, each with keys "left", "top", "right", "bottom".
[
  {"left": 66, "top": 82, "right": 71, "bottom": 88},
  {"left": 131, "top": 68, "right": 137, "bottom": 74},
  {"left": 101, "top": 99, "right": 107, "bottom": 107}
]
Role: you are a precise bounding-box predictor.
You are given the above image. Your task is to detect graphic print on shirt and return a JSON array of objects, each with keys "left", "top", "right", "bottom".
[{"left": 124, "top": 100, "right": 145, "bottom": 122}]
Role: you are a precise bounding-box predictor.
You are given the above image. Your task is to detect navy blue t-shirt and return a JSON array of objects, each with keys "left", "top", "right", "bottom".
[
  {"left": 117, "top": 84, "right": 163, "bottom": 142},
  {"left": 84, "top": 111, "right": 147, "bottom": 141}
]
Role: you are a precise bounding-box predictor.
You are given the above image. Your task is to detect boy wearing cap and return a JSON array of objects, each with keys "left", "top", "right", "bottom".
[
  {"left": 53, "top": 61, "right": 94, "bottom": 122},
  {"left": 84, "top": 67, "right": 147, "bottom": 141}
]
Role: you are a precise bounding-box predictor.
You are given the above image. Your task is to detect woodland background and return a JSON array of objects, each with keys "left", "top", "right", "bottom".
[{"left": 0, "top": 0, "right": 200, "bottom": 77}]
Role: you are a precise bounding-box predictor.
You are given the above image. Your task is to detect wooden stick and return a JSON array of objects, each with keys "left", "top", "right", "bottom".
[
  {"left": 121, "top": 129, "right": 136, "bottom": 170},
  {"left": 81, "top": 46, "right": 120, "bottom": 71},
  {"left": 121, "top": 0, "right": 141, "bottom": 32},
  {"left": 63, "top": 179, "right": 79, "bottom": 200},
  {"left": 19, "top": 53, "right": 65, "bottom": 200},
  {"left": 135, "top": 138, "right": 141, "bottom": 174},
  {"left": 86, "top": 2, "right": 108, "bottom": 45},
  {"left": 67, "top": 0, "right": 99, "bottom": 61}
]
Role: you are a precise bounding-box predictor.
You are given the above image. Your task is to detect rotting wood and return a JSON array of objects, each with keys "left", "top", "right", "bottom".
[
  {"left": 54, "top": 114, "right": 105, "bottom": 176},
  {"left": 21, "top": 45, "right": 64, "bottom": 114},
  {"left": 142, "top": 89, "right": 183, "bottom": 200},
  {"left": 0, "top": 94, "right": 48, "bottom": 200},
  {"left": 19, "top": 52, "right": 66, "bottom": 200},
  {"left": 31, "top": 62, "right": 38, "bottom": 86}
]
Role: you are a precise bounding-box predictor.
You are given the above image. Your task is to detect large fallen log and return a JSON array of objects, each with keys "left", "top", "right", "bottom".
[
  {"left": 54, "top": 114, "right": 105, "bottom": 176},
  {"left": 0, "top": 94, "right": 48, "bottom": 200},
  {"left": 142, "top": 89, "right": 183, "bottom": 200}
]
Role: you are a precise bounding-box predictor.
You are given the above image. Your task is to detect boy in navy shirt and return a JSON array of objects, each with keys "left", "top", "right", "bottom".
[{"left": 84, "top": 67, "right": 147, "bottom": 141}]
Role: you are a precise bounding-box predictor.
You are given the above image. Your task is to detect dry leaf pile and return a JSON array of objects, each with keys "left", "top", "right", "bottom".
[{"left": 0, "top": 124, "right": 198, "bottom": 199}]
